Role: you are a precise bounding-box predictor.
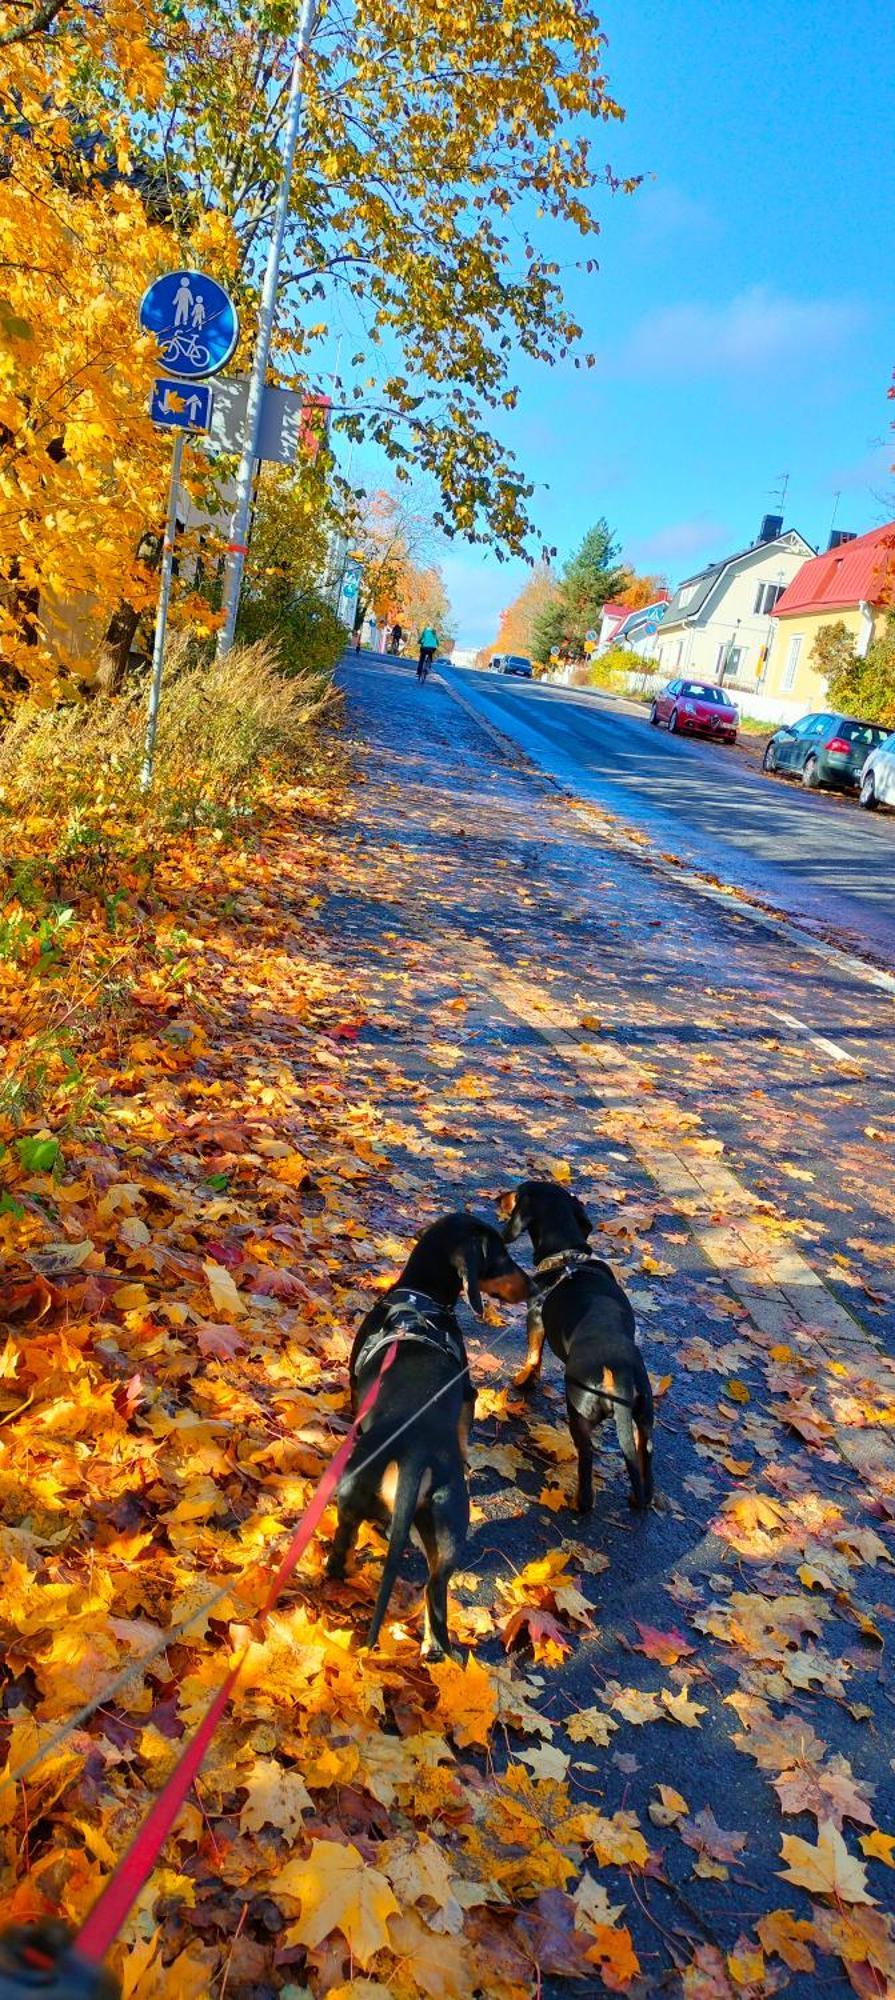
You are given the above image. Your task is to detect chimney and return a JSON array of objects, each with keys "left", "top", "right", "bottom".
[
  {"left": 758, "top": 513, "right": 783, "bottom": 544},
  {"left": 827, "top": 529, "right": 856, "bottom": 552}
]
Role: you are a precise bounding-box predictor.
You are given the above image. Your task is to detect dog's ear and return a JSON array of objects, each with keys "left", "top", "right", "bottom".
[
  {"left": 571, "top": 1194, "right": 593, "bottom": 1237},
  {"left": 500, "top": 1188, "right": 527, "bottom": 1243},
  {"left": 453, "top": 1236, "right": 484, "bottom": 1317}
]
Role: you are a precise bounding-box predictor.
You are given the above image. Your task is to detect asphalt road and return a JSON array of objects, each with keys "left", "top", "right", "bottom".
[{"left": 445, "top": 670, "right": 895, "bottom": 965}]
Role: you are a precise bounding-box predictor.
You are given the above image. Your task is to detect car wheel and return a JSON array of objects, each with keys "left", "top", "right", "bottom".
[
  {"left": 649, "top": 702, "right": 659, "bottom": 726},
  {"left": 860, "top": 771, "right": 878, "bottom": 811},
  {"left": 802, "top": 754, "right": 820, "bottom": 790},
  {"left": 762, "top": 743, "right": 777, "bottom": 773},
  {"left": 668, "top": 708, "right": 679, "bottom": 734}
]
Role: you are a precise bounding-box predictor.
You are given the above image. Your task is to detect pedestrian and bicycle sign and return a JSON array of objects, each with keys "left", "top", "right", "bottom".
[
  {"left": 138, "top": 270, "right": 238, "bottom": 792},
  {"left": 139, "top": 270, "right": 239, "bottom": 380},
  {"left": 150, "top": 378, "right": 213, "bottom": 431}
]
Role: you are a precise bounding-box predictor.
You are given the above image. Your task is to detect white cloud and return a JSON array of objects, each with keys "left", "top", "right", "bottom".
[
  {"left": 622, "top": 286, "right": 866, "bottom": 377},
  {"left": 632, "top": 182, "right": 718, "bottom": 249},
  {"left": 626, "top": 517, "right": 730, "bottom": 567}
]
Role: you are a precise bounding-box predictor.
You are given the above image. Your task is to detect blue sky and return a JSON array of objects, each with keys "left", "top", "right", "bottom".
[{"left": 330, "top": 0, "right": 895, "bottom": 650}]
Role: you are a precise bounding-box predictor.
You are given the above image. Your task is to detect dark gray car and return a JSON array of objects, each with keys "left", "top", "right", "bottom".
[{"left": 762, "top": 712, "right": 888, "bottom": 791}]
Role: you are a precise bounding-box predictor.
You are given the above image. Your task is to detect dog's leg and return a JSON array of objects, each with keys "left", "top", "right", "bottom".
[
  {"left": 514, "top": 1301, "right": 546, "bottom": 1389},
  {"left": 614, "top": 1400, "right": 647, "bottom": 1511},
  {"left": 417, "top": 1495, "right": 465, "bottom": 1661},
  {"left": 635, "top": 1417, "right": 654, "bottom": 1509},
  {"left": 567, "top": 1399, "right": 595, "bottom": 1513},
  {"left": 326, "top": 1500, "right": 361, "bottom": 1580}
]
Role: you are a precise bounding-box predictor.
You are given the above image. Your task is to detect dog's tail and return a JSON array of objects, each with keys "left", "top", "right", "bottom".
[{"left": 366, "top": 1448, "right": 429, "bottom": 1650}]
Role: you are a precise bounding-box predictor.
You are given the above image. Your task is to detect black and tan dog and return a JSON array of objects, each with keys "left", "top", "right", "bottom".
[
  {"left": 326, "top": 1212, "right": 529, "bottom": 1658},
  {"left": 501, "top": 1179, "right": 654, "bottom": 1513}
]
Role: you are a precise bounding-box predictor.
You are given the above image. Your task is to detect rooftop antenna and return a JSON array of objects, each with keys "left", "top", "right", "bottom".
[
  {"left": 828, "top": 490, "right": 841, "bottom": 540},
  {"left": 769, "top": 471, "right": 789, "bottom": 515}
]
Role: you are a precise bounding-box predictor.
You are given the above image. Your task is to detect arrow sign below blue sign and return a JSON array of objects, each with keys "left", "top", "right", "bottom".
[
  {"left": 140, "top": 270, "right": 239, "bottom": 380},
  {"left": 150, "top": 378, "right": 214, "bottom": 431}
]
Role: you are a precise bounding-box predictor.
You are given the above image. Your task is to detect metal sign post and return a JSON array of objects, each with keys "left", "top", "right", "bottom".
[
  {"left": 141, "top": 429, "right": 186, "bottom": 792},
  {"left": 138, "top": 271, "right": 237, "bottom": 791}
]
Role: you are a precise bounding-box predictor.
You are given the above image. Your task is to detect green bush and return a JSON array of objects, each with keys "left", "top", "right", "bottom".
[
  {"left": 816, "top": 614, "right": 895, "bottom": 728},
  {"left": 237, "top": 584, "right": 347, "bottom": 686}
]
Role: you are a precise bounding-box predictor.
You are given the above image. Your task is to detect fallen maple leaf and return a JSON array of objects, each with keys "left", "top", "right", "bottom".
[
  {"left": 860, "top": 1830, "right": 895, "bottom": 1870},
  {"left": 272, "top": 1838, "right": 399, "bottom": 1968},
  {"left": 428, "top": 1654, "right": 497, "bottom": 1747},
  {"left": 779, "top": 1824, "right": 874, "bottom": 1905},
  {"left": 203, "top": 1258, "right": 246, "bottom": 1318},
  {"left": 585, "top": 1922, "right": 640, "bottom": 1989},
  {"left": 661, "top": 1686, "right": 706, "bottom": 1729},
  {"left": 632, "top": 1621, "right": 695, "bottom": 1666},
  {"left": 566, "top": 1705, "right": 617, "bottom": 1748},
  {"left": 501, "top": 1605, "right": 573, "bottom": 1663},
  {"left": 756, "top": 1907, "right": 816, "bottom": 1972}
]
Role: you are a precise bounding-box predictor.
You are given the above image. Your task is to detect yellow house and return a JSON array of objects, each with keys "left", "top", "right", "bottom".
[{"left": 764, "top": 522, "right": 895, "bottom": 713}]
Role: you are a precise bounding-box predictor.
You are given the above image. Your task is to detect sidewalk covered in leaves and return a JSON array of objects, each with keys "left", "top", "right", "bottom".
[{"left": 2, "top": 659, "right": 895, "bottom": 1998}]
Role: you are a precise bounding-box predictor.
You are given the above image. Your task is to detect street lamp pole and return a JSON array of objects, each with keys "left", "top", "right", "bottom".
[{"left": 217, "top": 0, "right": 319, "bottom": 656}]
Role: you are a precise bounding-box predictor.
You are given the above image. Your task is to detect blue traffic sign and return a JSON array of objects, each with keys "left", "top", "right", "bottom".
[
  {"left": 150, "top": 378, "right": 214, "bottom": 431},
  {"left": 140, "top": 271, "right": 238, "bottom": 379}
]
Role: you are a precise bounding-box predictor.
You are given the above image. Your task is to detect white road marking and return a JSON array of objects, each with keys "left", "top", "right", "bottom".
[{"left": 766, "top": 1008, "right": 862, "bottom": 1070}]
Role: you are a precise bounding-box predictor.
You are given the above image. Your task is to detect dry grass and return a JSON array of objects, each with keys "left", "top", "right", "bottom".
[{"left": 0, "top": 640, "right": 337, "bottom": 825}]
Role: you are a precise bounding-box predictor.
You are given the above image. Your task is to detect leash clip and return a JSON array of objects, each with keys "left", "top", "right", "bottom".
[{"left": 0, "top": 1925, "right": 119, "bottom": 1999}]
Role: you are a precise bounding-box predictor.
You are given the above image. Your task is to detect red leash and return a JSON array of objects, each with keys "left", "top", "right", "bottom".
[{"left": 76, "top": 1341, "right": 399, "bottom": 1967}]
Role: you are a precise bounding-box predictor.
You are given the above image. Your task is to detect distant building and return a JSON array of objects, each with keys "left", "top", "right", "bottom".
[
  {"left": 595, "top": 600, "right": 633, "bottom": 655},
  {"left": 656, "top": 518, "right": 814, "bottom": 688},
  {"left": 607, "top": 594, "right": 670, "bottom": 662},
  {"left": 764, "top": 521, "right": 895, "bottom": 711}
]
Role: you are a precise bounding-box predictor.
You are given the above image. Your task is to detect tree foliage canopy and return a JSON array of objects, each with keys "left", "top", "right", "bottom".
[
  {"left": 530, "top": 517, "right": 628, "bottom": 661},
  {"left": 816, "top": 614, "right": 895, "bottom": 729}
]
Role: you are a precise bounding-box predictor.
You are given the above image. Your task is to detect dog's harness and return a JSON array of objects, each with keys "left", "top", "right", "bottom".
[
  {"left": 531, "top": 1249, "right": 636, "bottom": 1411},
  {"left": 356, "top": 1287, "right": 467, "bottom": 1378}
]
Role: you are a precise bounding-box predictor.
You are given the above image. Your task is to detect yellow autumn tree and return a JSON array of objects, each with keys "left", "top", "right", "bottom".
[{"left": 0, "top": 1, "right": 240, "bottom": 702}]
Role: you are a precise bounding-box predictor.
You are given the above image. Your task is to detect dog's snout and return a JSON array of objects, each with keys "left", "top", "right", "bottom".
[{"left": 481, "top": 1267, "right": 529, "bottom": 1304}]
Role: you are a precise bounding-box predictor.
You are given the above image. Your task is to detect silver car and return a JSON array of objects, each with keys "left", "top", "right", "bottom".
[{"left": 859, "top": 730, "right": 895, "bottom": 810}]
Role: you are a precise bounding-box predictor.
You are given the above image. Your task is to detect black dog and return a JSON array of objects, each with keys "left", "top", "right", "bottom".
[
  {"left": 327, "top": 1213, "right": 529, "bottom": 1658},
  {"left": 501, "top": 1180, "right": 654, "bottom": 1513}
]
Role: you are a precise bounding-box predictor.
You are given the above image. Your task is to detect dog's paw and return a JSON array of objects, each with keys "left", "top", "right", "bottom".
[
  {"left": 574, "top": 1493, "right": 594, "bottom": 1515},
  {"left": 325, "top": 1556, "right": 347, "bottom": 1581},
  {"left": 513, "top": 1366, "right": 538, "bottom": 1391}
]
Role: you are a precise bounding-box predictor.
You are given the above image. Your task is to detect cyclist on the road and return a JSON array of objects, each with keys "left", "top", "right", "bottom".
[{"left": 417, "top": 625, "right": 438, "bottom": 682}]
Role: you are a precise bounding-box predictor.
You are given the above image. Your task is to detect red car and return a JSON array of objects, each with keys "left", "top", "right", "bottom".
[{"left": 650, "top": 678, "right": 739, "bottom": 742}]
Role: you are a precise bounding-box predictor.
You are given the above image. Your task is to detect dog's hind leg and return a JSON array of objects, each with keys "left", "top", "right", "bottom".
[
  {"left": 514, "top": 1302, "right": 546, "bottom": 1389},
  {"left": 614, "top": 1400, "right": 648, "bottom": 1511},
  {"left": 326, "top": 1498, "right": 361, "bottom": 1580},
  {"left": 567, "top": 1399, "right": 595, "bottom": 1513},
  {"left": 417, "top": 1487, "right": 467, "bottom": 1661}
]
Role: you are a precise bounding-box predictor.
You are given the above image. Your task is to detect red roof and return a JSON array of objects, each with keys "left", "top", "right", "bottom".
[
  {"left": 601, "top": 601, "right": 630, "bottom": 622},
  {"left": 772, "top": 521, "right": 895, "bottom": 618}
]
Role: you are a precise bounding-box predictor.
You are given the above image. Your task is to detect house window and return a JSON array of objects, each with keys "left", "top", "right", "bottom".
[
  {"left": 781, "top": 634, "right": 802, "bottom": 692},
  {"left": 714, "top": 642, "right": 725, "bottom": 676},
  {"left": 678, "top": 583, "right": 695, "bottom": 608},
  {"left": 753, "top": 581, "right": 785, "bottom": 615},
  {"left": 674, "top": 640, "right": 683, "bottom": 668}
]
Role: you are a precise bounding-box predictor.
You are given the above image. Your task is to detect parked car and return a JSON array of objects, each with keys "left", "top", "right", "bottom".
[
  {"left": 649, "top": 679, "right": 739, "bottom": 742},
  {"left": 762, "top": 712, "right": 889, "bottom": 791},
  {"left": 858, "top": 730, "right": 895, "bottom": 810},
  {"left": 490, "top": 653, "right": 533, "bottom": 678}
]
